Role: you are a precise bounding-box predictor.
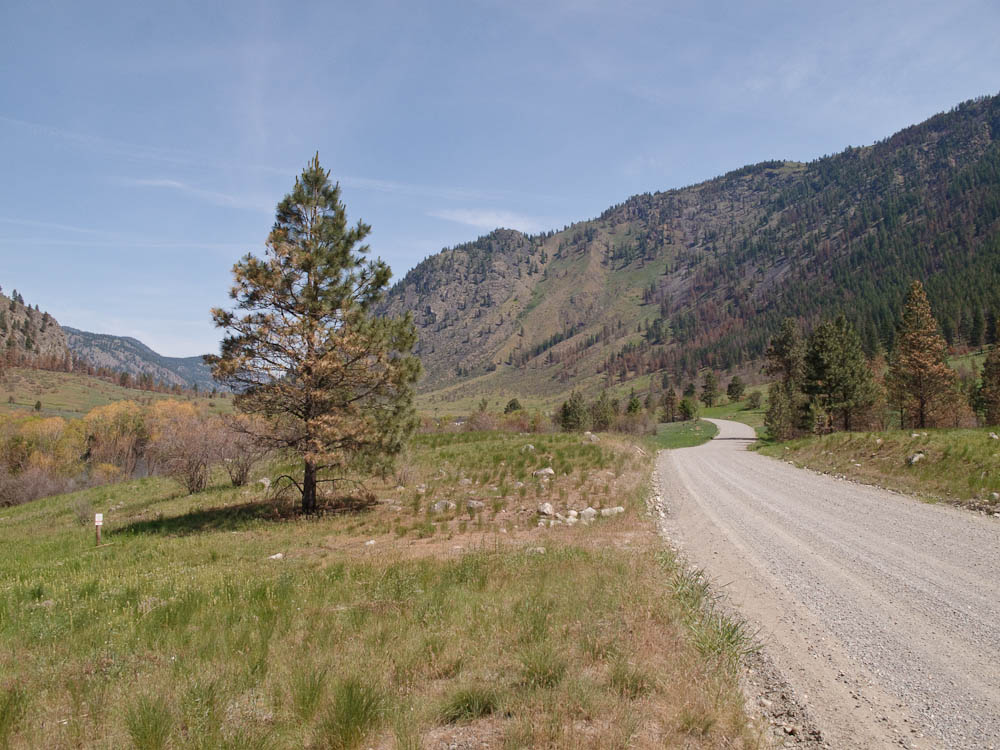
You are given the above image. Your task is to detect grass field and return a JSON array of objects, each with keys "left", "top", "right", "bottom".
[
  {"left": 0, "top": 369, "right": 232, "bottom": 418},
  {"left": 645, "top": 419, "right": 718, "bottom": 450},
  {"left": 0, "top": 431, "right": 760, "bottom": 749},
  {"left": 759, "top": 427, "right": 1000, "bottom": 509}
]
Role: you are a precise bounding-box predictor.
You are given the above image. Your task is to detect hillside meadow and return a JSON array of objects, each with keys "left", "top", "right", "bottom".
[
  {"left": 0, "top": 369, "right": 232, "bottom": 419},
  {"left": 0, "top": 430, "right": 761, "bottom": 749}
]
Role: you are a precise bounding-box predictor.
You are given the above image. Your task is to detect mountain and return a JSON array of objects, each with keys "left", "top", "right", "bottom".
[
  {"left": 63, "top": 328, "right": 217, "bottom": 391},
  {"left": 384, "top": 93, "right": 1000, "bottom": 404},
  {"left": 0, "top": 287, "right": 70, "bottom": 367}
]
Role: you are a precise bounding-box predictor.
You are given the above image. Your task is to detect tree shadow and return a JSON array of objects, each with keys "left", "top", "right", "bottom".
[
  {"left": 115, "top": 501, "right": 288, "bottom": 536},
  {"left": 115, "top": 494, "right": 377, "bottom": 536}
]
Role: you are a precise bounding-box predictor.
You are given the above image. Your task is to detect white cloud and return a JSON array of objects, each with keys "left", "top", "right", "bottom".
[
  {"left": 113, "top": 177, "right": 274, "bottom": 212},
  {"left": 428, "top": 208, "right": 549, "bottom": 234}
]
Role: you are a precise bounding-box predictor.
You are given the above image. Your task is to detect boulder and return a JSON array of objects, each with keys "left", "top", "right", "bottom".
[
  {"left": 432, "top": 500, "right": 456, "bottom": 513},
  {"left": 907, "top": 452, "right": 925, "bottom": 465},
  {"left": 580, "top": 507, "right": 597, "bottom": 523},
  {"left": 600, "top": 506, "right": 625, "bottom": 517},
  {"left": 533, "top": 467, "right": 555, "bottom": 477},
  {"left": 538, "top": 502, "right": 555, "bottom": 516}
]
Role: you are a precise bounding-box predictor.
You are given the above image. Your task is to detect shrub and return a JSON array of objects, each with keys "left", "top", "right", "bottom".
[
  {"left": 439, "top": 686, "right": 499, "bottom": 723},
  {"left": 315, "top": 677, "right": 383, "bottom": 750}
]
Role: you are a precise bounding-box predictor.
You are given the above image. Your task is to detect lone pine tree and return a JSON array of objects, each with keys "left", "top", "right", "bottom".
[
  {"left": 208, "top": 154, "right": 421, "bottom": 513},
  {"left": 887, "top": 281, "right": 956, "bottom": 429}
]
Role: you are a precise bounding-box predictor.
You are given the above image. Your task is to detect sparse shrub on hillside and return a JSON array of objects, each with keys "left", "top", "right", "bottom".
[
  {"left": 216, "top": 416, "right": 271, "bottom": 486},
  {"left": 503, "top": 398, "right": 522, "bottom": 414},
  {"left": 83, "top": 401, "right": 148, "bottom": 479},
  {"left": 678, "top": 397, "right": 698, "bottom": 421},
  {"left": 146, "top": 401, "right": 221, "bottom": 494}
]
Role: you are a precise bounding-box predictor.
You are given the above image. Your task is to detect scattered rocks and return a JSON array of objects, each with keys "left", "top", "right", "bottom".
[
  {"left": 268, "top": 552, "right": 284, "bottom": 560},
  {"left": 459, "top": 477, "right": 472, "bottom": 486},
  {"left": 466, "top": 500, "right": 485, "bottom": 511},
  {"left": 364, "top": 539, "right": 376, "bottom": 547},
  {"left": 533, "top": 467, "right": 555, "bottom": 477},
  {"left": 991, "top": 492, "right": 1000, "bottom": 502},
  {"left": 528, "top": 546, "right": 546, "bottom": 554},
  {"left": 600, "top": 506, "right": 626, "bottom": 517},
  {"left": 907, "top": 452, "right": 925, "bottom": 466},
  {"left": 567, "top": 510, "right": 578, "bottom": 519},
  {"left": 990, "top": 432, "right": 999, "bottom": 441},
  {"left": 522, "top": 444, "right": 535, "bottom": 452},
  {"left": 538, "top": 502, "right": 555, "bottom": 516},
  {"left": 580, "top": 507, "right": 597, "bottom": 523},
  {"left": 583, "top": 431, "right": 600, "bottom": 443},
  {"left": 432, "top": 500, "right": 456, "bottom": 513}
]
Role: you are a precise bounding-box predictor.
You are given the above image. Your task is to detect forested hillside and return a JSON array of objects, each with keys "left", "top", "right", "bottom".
[
  {"left": 0, "top": 287, "right": 70, "bottom": 368},
  {"left": 383, "top": 93, "right": 1000, "bottom": 403},
  {"left": 63, "top": 327, "right": 217, "bottom": 391}
]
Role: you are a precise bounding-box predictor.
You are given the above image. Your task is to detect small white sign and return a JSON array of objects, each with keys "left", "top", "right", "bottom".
[{"left": 95, "top": 513, "right": 103, "bottom": 526}]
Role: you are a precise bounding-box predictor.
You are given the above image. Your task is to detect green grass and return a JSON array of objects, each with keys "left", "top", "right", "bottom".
[
  {"left": 0, "top": 430, "right": 761, "bottom": 748},
  {"left": 0, "top": 368, "right": 233, "bottom": 418},
  {"left": 645, "top": 419, "right": 718, "bottom": 450},
  {"left": 701, "top": 390, "right": 767, "bottom": 433},
  {"left": 759, "top": 427, "right": 1000, "bottom": 508}
]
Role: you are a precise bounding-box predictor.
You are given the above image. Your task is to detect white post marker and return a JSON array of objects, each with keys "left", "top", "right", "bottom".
[{"left": 95, "top": 512, "right": 103, "bottom": 546}]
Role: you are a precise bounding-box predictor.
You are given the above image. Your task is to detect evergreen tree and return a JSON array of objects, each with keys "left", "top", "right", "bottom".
[
  {"left": 764, "top": 383, "right": 796, "bottom": 440},
  {"left": 726, "top": 375, "right": 746, "bottom": 402},
  {"left": 980, "top": 327, "right": 1000, "bottom": 425},
  {"left": 558, "top": 391, "right": 589, "bottom": 431},
  {"left": 887, "top": 281, "right": 957, "bottom": 429},
  {"left": 503, "top": 398, "right": 522, "bottom": 414},
  {"left": 678, "top": 397, "right": 698, "bottom": 421},
  {"left": 626, "top": 394, "right": 641, "bottom": 414},
  {"left": 765, "top": 318, "right": 805, "bottom": 390},
  {"left": 207, "top": 155, "right": 421, "bottom": 513},
  {"left": 700, "top": 371, "right": 719, "bottom": 407},
  {"left": 803, "top": 315, "right": 880, "bottom": 431},
  {"left": 660, "top": 388, "right": 678, "bottom": 423},
  {"left": 590, "top": 390, "right": 614, "bottom": 430}
]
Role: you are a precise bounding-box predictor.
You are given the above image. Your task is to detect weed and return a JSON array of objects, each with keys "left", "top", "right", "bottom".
[
  {"left": 291, "top": 665, "right": 327, "bottom": 721},
  {"left": 0, "top": 686, "right": 26, "bottom": 749},
  {"left": 125, "top": 695, "right": 173, "bottom": 750},
  {"left": 439, "top": 685, "right": 499, "bottom": 723},
  {"left": 315, "top": 676, "right": 383, "bottom": 750},
  {"left": 519, "top": 643, "right": 567, "bottom": 688},
  {"left": 609, "top": 658, "right": 652, "bottom": 698}
]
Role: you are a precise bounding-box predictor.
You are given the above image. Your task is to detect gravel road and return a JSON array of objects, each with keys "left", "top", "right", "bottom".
[{"left": 654, "top": 418, "right": 1000, "bottom": 749}]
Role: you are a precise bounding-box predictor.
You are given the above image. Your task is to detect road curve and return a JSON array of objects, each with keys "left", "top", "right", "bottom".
[{"left": 655, "top": 418, "right": 1000, "bottom": 750}]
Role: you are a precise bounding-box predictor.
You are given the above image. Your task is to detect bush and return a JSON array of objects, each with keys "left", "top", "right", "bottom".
[
  {"left": 146, "top": 401, "right": 221, "bottom": 494},
  {"left": 746, "top": 391, "right": 762, "bottom": 410}
]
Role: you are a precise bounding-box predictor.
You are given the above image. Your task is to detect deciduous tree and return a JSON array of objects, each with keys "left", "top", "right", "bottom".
[{"left": 207, "top": 155, "right": 420, "bottom": 512}]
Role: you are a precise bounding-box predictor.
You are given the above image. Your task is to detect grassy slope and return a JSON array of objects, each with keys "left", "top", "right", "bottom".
[
  {"left": 0, "top": 368, "right": 232, "bottom": 418},
  {"left": 0, "top": 431, "right": 760, "bottom": 749},
  {"left": 645, "top": 419, "right": 719, "bottom": 450},
  {"left": 759, "top": 427, "right": 1000, "bottom": 509}
]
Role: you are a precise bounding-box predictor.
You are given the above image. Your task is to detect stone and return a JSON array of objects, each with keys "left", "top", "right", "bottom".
[
  {"left": 257, "top": 477, "right": 271, "bottom": 489},
  {"left": 528, "top": 546, "right": 546, "bottom": 554},
  {"left": 990, "top": 432, "right": 999, "bottom": 440},
  {"left": 991, "top": 492, "right": 1000, "bottom": 502},
  {"left": 432, "top": 500, "right": 456, "bottom": 513},
  {"left": 911, "top": 433, "right": 920, "bottom": 438},
  {"left": 522, "top": 444, "right": 535, "bottom": 452},
  {"left": 580, "top": 507, "right": 597, "bottom": 522},
  {"left": 567, "top": 509, "right": 578, "bottom": 519},
  {"left": 875, "top": 438, "right": 883, "bottom": 446},
  {"left": 459, "top": 477, "right": 472, "bottom": 486},
  {"left": 907, "top": 452, "right": 925, "bottom": 465},
  {"left": 268, "top": 552, "right": 284, "bottom": 560},
  {"left": 364, "top": 539, "right": 375, "bottom": 546},
  {"left": 538, "top": 502, "right": 555, "bottom": 516},
  {"left": 466, "top": 500, "right": 486, "bottom": 511},
  {"left": 533, "top": 467, "right": 555, "bottom": 477},
  {"left": 566, "top": 516, "right": 578, "bottom": 526}
]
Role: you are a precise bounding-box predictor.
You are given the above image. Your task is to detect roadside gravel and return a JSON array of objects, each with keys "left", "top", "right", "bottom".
[{"left": 655, "top": 418, "right": 1000, "bottom": 750}]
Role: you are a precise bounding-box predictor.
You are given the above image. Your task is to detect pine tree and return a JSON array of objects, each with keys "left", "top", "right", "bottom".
[
  {"left": 590, "top": 390, "right": 614, "bottom": 430},
  {"left": 207, "top": 155, "right": 421, "bottom": 513},
  {"left": 980, "top": 326, "right": 1000, "bottom": 425},
  {"left": 700, "top": 371, "right": 719, "bottom": 407},
  {"left": 803, "top": 315, "right": 880, "bottom": 432},
  {"left": 660, "top": 388, "right": 678, "bottom": 423},
  {"left": 558, "top": 391, "right": 588, "bottom": 431},
  {"left": 726, "top": 375, "right": 746, "bottom": 402},
  {"left": 887, "top": 281, "right": 957, "bottom": 429}
]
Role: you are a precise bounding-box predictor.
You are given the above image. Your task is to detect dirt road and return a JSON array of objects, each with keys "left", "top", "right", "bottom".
[{"left": 654, "top": 418, "right": 1000, "bottom": 749}]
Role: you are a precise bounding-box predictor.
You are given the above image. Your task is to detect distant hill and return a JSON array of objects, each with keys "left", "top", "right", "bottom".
[
  {"left": 63, "top": 327, "right": 217, "bottom": 391},
  {"left": 0, "top": 287, "right": 70, "bottom": 367},
  {"left": 384, "top": 93, "right": 1000, "bottom": 405}
]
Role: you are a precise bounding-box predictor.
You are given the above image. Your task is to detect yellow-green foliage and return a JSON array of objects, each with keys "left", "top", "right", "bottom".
[{"left": 0, "top": 431, "right": 760, "bottom": 749}]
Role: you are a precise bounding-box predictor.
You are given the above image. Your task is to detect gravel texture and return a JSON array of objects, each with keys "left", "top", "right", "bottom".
[{"left": 655, "top": 418, "right": 1000, "bottom": 750}]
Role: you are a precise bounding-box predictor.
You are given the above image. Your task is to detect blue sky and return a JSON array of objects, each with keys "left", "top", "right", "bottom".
[{"left": 2, "top": 0, "right": 999, "bottom": 356}]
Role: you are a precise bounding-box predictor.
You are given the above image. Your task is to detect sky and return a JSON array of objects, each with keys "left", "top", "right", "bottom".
[{"left": 1, "top": 0, "right": 999, "bottom": 357}]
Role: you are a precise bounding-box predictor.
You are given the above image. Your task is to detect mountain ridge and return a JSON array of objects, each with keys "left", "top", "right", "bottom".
[{"left": 384, "top": 92, "right": 1000, "bottom": 405}]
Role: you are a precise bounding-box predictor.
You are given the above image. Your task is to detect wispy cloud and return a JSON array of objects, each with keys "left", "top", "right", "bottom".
[
  {"left": 0, "top": 114, "right": 546, "bottom": 203},
  {"left": 428, "top": 208, "right": 550, "bottom": 234},
  {"left": 113, "top": 177, "right": 273, "bottom": 212}
]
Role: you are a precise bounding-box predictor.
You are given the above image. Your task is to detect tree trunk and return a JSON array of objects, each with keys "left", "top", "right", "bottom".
[{"left": 302, "top": 459, "right": 317, "bottom": 514}]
